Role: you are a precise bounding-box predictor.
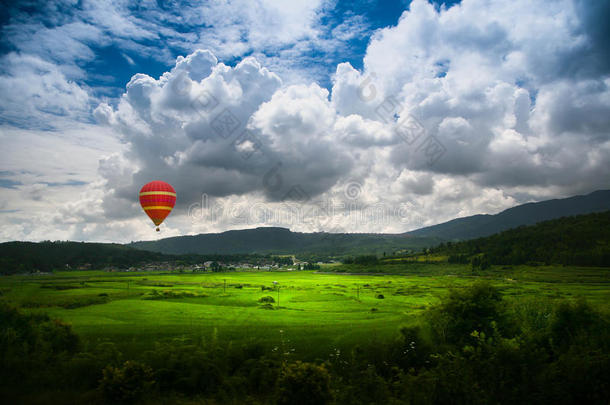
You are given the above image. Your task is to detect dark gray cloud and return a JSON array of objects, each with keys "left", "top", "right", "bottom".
[{"left": 571, "top": 0, "right": 610, "bottom": 77}]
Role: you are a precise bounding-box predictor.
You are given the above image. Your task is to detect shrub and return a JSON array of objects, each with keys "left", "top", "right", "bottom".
[
  {"left": 141, "top": 290, "right": 205, "bottom": 300},
  {"left": 238, "top": 357, "right": 280, "bottom": 395},
  {"left": 259, "top": 295, "right": 275, "bottom": 303},
  {"left": 426, "top": 281, "right": 506, "bottom": 346},
  {"left": 143, "top": 342, "right": 222, "bottom": 395},
  {"left": 276, "top": 361, "right": 332, "bottom": 405},
  {"left": 549, "top": 298, "right": 604, "bottom": 351},
  {"left": 376, "top": 294, "right": 385, "bottom": 299},
  {"left": 0, "top": 303, "right": 80, "bottom": 357},
  {"left": 0, "top": 304, "right": 81, "bottom": 394},
  {"left": 63, "top": 353, "right": 98, "bottom": 388},
  {"left": 391, "top": 326, "right": 433, "bottom": 373},
  {"left": 39, "top": 318, "right": 80, "bottom": 354},
  {"left": 60, "top": 295, "right": 109, "bottom": 309},
  {"left": 99, "top": 360, "right": 155, "bottom": 404},
  {"left": 336, "top": 364, "right": 390, "bottom": 405}
]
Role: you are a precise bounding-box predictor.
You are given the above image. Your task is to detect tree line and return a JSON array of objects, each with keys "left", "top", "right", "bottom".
[{"left": 0, "top": 241, "right": 293, "bottom": 274}]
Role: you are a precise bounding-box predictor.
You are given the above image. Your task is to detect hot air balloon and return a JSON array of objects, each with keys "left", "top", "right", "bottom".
[{"left": 139, "top": 181, "right": 176, "bottom": 231}]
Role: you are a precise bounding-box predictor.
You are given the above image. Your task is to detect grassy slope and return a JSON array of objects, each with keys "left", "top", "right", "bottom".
[{"left": 2, "top": 265, "right": 609, "bottom": 359}]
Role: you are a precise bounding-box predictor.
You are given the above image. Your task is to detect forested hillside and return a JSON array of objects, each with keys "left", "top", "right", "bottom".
[
  {"left": 0, "top": 241, "right": 170, "bottom": 274},
  {"left": 0, "top": 241, "right": 292, "bottom": 275},
  {"left": 433, "top": 211, "right": 610, "bottom": 266}
]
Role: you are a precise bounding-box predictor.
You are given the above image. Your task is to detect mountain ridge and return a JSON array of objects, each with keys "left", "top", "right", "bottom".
[
  {"left": 129, "top": 189, "right": 610, "bottom": 255},
  {"left": 129, "top": 226, "right": 439, "bottom": 255}
]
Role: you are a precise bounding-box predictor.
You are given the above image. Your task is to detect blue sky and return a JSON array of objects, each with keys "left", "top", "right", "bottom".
[
  {"left": 0, "top": 0, "right": 609, "bottom": 242},
  {"left": 1, "top": 0, "right": 461, "bottom": 104}
]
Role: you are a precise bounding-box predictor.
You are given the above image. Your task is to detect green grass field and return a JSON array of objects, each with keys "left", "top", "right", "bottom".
[{"left": 2, "top": 265, "right": 609, "bottom": 359}]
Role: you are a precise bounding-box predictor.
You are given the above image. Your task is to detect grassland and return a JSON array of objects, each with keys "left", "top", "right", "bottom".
[{"left": 2, "top": 264, "right": 609, "bottom": 360}]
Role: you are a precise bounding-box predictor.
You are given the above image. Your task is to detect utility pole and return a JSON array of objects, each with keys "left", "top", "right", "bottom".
[
  {"left": 277, "top": 286, "right": 280, "bottom": 308},
  {"left": 223, "top": 279, "right": 226, "bottom": 294},
  {"left": 356, "top": 284, "right": 360, "bottom": 301}
]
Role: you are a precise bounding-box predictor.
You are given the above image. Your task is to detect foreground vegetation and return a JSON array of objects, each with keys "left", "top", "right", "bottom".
[{"left": 1, "top": 264, "right": 609, "bottom": 404}]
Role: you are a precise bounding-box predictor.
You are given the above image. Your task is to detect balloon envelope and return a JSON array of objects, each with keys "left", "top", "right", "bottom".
[{"left": 139, "top": 181, "right": 176, "bottom": 229}]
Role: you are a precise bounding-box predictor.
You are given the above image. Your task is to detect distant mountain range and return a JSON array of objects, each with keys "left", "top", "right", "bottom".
[
  {"left": 130, "top": 189, "right": 609, "bottom": 255},
  {"left": 406, "top": 189, "right": 610, "bottom": 240},
  {"left": 2, "top": 190, "right": 608, "bottom": 273},
  {"left": 129, "top": 227, "right": 440, "bottom": 256}
]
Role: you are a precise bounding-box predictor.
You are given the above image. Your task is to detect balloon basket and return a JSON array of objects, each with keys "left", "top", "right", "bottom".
[{"left": 156, "top": 227, "right": 160, "bottom": 232}]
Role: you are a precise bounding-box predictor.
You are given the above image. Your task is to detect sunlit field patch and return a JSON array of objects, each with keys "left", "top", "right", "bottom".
[{"left": 1, "top": 264, "right": 609, "bottom": 358}]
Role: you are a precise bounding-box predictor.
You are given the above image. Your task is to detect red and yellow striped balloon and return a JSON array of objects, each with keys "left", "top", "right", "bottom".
[{"left": 139, "top": 181, "right": 176, "bottom": 231}]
